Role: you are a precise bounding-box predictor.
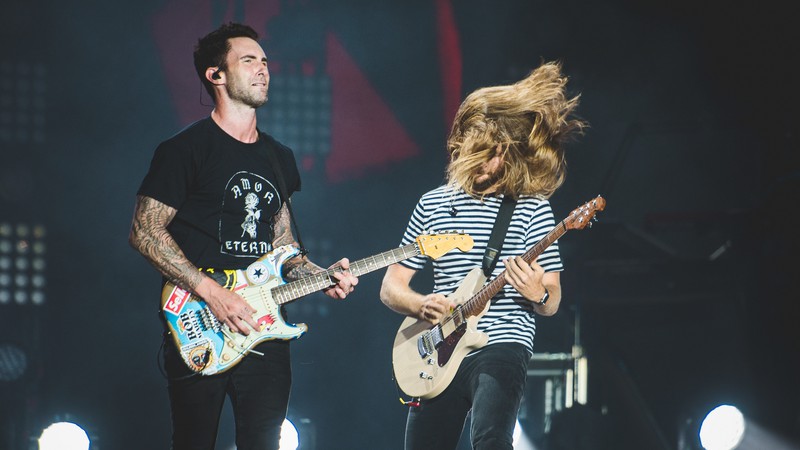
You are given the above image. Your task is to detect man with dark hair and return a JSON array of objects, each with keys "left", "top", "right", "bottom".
[{"left": 130, "top": 22, "right": 358, "bottom": 449}]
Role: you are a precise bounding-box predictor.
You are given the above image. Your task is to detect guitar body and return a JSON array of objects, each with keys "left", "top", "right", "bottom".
[
  {"left": 392, "top": 267, "right": 490, "bottom": 399},
  {"left": 161, "top": 245, "right": 307, "bottom": 376}
]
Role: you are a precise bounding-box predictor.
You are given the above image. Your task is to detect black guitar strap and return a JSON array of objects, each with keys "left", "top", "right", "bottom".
[
  {"left": 482, "top": 195, "right": 517, "bottom": 277},
  {"left": 264, "top": 139, "right": 308, "bottom": 256}
]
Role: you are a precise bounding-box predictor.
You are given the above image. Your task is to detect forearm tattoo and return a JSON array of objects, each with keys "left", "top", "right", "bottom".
[
  {"left": 129, "top": 195, "right": 204, "bottom": 291},
  {"left": 272, "top": 202, "right": 324, "bottom": 281}
]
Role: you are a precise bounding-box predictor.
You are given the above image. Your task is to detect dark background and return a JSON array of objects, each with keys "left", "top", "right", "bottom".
[{"left": 1, "top": 0, "right": 798, "bottom": 449}]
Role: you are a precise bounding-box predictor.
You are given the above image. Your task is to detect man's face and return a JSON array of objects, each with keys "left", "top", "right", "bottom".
[
  {"left": 223, "top": 37, "right": 269, "bottom": 108},
  {"left": 473, "top": 145, "right": 505, "bottom": 192}
]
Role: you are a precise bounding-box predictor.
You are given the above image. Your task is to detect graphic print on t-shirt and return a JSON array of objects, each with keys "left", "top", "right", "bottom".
[
  {"left": 220, "top": 171, "right": 281, "bottom": 257},
  {"left": 241, "top": 192, "right": 262, "bottom": 238}
]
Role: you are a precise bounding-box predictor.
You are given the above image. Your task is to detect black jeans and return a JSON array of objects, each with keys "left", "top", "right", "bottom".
[
  {"left": 164, "top": 339, "right": 292, "bottom": 450},
  {"left": 405, "top": 343, "right": 531, "bottom": 450}
]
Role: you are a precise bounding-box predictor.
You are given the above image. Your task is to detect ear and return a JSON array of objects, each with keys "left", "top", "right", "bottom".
[{"left": 205, "top": 67, "right": 224, "bottom": 84}]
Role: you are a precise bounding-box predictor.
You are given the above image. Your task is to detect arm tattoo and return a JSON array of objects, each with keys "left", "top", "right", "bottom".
[
  {"left": 272, "top": 202, "right": 324, "bottom": 281},
  {"left": 128, "top": 195, "right": 204, "bottom": 291}
]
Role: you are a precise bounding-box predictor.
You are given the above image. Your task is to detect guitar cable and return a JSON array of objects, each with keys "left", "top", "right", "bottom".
[
  {"left": 158, "top": 333, "right": 201, "bottom": 381},
  {"left": 393, "top": 370, "right": 421, "bottom": 408},
  {"left": 398, "top": 397, "right": 421, "bottom": 408}
]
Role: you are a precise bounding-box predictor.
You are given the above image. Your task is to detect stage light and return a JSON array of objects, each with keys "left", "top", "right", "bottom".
[
  {"left": 38, "top": 422, "right": 90, "bottom": 450},
  {"left": 223, "top": 418, "right": 300, "bottom": 450},
  {"left": 699, "top": 405, "right": 745, "bottom": 450},
  {"left": 279, "top": 418, "right": 300, "bottom": 450},
  {"left": 512, "top": 418, "right": 538, "bottom": 450},
  {"left": 0, "top": 223, "right": 46, "bottom": 306}
]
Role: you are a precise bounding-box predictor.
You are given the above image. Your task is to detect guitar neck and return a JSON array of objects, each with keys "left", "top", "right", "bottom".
[
  {"left": 460, "top": 220, "right": 568, "bottom": 318},
  {"left": 272, "top": 243, "right": 421, "bottom": 304}
]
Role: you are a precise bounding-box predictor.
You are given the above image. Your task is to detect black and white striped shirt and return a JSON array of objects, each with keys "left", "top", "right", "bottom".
[{"left": 399, "top": 185, "right": 563, "bottom": 353}]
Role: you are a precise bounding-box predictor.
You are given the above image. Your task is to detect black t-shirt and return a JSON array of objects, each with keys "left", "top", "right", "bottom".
[{"left": 137, "top": 117, "right": 301, "bottom": 269}]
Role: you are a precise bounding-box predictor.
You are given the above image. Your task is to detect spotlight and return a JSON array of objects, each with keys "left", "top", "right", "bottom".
[
  {"left": 699, "top": 405, "right": 745, "bottom": 450},
  {"left": 512, "top": 418, "right": 538, "bottom": 450},
  {"left": 279, "top": 418, "right": 299, "bottom": 450},
  {"left": 224, "top": 418, "right": 300, "bottom": 450},
  {"left": 38, "top": 422, "right": 90, "bottom": 450}
]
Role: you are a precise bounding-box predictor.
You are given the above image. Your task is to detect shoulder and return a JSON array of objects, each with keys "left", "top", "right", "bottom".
[
  {"left": 259, "top": 133, "right": 297, "bottom": 163},
  {"left": 163, "top": 118, "right": 213, "bottom": 144},
  {"left": 419, "top": 185, "right": 453, "bottom": 204},
  {"left": 259, "top": 132, "right": 292, "bottom": 153},
  {"left": 155, "top": 118, "right": 215, "bottom": 156},
  {"left": 518, "top": 196, "right": 552, "bottom": 212},
  {"left": 513, "top": 197, "right": 556, "bottom": 228}
]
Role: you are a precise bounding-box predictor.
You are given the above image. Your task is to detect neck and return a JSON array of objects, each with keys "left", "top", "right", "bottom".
[{"left": 211, "top": 103, "right": 259, "bottom": 143}]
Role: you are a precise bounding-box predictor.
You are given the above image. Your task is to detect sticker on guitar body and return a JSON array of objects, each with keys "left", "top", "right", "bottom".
[{"left": 163, "top": 287, "right": 191, "bottom": 316}]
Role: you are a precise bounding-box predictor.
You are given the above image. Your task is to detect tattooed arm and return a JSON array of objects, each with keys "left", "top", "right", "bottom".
[
  {"left": 272, "top": 201, "right": 358, "bottom": 299},
  {"left": 129, "top": 195, "right": 259, "bottom": 335}
]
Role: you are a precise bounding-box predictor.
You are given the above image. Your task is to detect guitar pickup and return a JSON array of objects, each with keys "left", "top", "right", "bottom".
[
  {"left": 199, "top": 307, "right": 222, "bottom": 332},
  {"left": 417, "top": 326, "right": 444, "bottom": 358}
]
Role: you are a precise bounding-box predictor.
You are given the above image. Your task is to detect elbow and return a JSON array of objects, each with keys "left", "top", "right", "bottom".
[
  {"left": 538, "top": 295, "right": 561, "bottom": 317},
  {"left": 379, "top": 281, "right": 392, "bottom": 307},
  {"left": 128, "top": 228, "right": 144, "bottom": 254},
  {"left": 379, "top": 274, "right": 402, "bottom": 310},
  {"left": 538, "top": 306, "right": 558, "bottom": 317},
  {"left": 128, "top": 231, "right": 138, "bottom": 251}
]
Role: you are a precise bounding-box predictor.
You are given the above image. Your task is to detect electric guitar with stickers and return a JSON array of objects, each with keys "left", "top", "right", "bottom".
[
  {"left": 161, "top": 233, "right": 474, "bottom": 376},
  {"left": 391, "top": 196, "right": 606, "bottom": 399}
]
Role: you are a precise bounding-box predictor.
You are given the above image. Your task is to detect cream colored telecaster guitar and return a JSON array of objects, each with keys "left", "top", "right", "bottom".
[
  {"left": 392, "top": 196, "right": 605, "bottom": 399},
  {"left": 162, "top": 233, "right": 474, "bottom": 376}
]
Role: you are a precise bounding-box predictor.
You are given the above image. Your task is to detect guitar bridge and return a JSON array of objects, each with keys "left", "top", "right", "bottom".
[{"left": 417, "top": 326, "right": 444, "bottom": 358}]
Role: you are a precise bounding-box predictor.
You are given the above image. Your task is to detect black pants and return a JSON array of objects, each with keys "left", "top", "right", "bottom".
[
  {"left": 164, "top": 339, "right": 292, "bottom": 450},
  {"left": 404, "top": 343, "right": 531, "bottom": 450}
]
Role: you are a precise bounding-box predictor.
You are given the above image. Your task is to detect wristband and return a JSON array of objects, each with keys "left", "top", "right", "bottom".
[{"left": 535, "top": 289, "right": 549, "bottom": 306}]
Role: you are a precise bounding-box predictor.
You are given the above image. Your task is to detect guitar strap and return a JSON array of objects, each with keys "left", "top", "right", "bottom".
[
  {"left": 264, "top": 138, "right": 308, "bottom": 256},
  {"left": 482, "top": 195, "right": 517, "bottom": 277}
]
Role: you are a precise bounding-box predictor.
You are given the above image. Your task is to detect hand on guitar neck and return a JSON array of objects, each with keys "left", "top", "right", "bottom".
[
  {"left": 503, "top": 256, "right": 561, "bottom": 316},
  {"left": 318, "top": 258, "right": 358, "bottom": 300}
]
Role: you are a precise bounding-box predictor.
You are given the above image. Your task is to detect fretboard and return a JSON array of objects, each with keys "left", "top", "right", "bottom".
[
  {"left": 459, "top": 220, "right": 568, "bottom": 319},
  {"left": 271, "top": 243, "right": 421, "bottom": 304}
]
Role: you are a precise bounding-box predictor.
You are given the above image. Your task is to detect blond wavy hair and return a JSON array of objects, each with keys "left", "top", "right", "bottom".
[{"left": 446, "top": 61, "right": 586, "bottom": 199}]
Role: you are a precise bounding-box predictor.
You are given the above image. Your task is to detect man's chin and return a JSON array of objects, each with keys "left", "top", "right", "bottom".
[
  {"left": 248, "top": 96, "right": 268, "bottom": 108},
  {"left": 472, "top": 180, "right": 497, "bottom": 195}
]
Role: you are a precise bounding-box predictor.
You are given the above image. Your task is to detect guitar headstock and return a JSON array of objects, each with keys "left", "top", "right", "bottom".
[
  {"left": 564, "top": 196, "right": 606, "bottom": 230},
  {"left": 417, "top": 233, "right": 474, "bottom": 260}
]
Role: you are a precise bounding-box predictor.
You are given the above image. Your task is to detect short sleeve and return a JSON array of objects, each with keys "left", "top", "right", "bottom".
[
  {"left": 398, "top": 197, "right": 430, "bottom": 271},
  {"left": 137, "top": 140, "right": 194, "bottom": 209}
]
